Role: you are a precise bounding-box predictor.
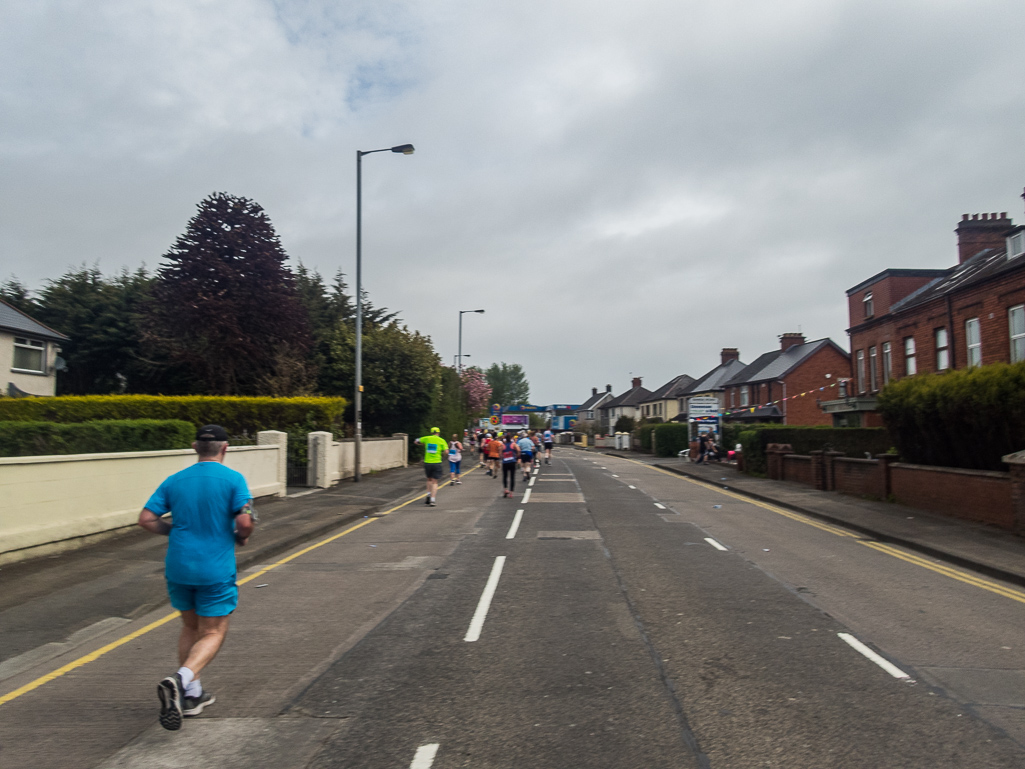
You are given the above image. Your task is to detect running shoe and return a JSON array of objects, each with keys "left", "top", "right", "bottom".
[
  {"left": 424, "top": 496, "right": 431, "bottom": 505},
  {"left": 157, "top": 674, "right": 185, "bottom": 731},
  {"left": 183, "top": 691, "right": 216, "bottom": 717},
  {"left": 429, "top": 499, "right": 437, "bottom": 506}
]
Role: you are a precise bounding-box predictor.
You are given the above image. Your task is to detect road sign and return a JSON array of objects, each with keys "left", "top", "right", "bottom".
[
  {"left": 688, "top": 396, "right": 720, "bottom": 417},
  {"left": 489, "top": 415, "right": 500, "bottom": 425}
]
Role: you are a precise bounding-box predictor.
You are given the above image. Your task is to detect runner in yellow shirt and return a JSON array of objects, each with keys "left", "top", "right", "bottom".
[{"left": 414, "top": 427, "right": 448, "bottom": 507}]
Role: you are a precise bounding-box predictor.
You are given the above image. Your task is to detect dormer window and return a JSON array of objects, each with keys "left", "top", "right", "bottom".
[
  {"left": 1008, "top": 230, "right": 1025, "bottom": 260},
  {"left": 863, "top": 292, "right": 874, "bottom": 318}
]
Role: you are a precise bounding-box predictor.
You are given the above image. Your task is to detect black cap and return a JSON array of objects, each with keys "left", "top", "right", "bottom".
[{"left": 196, "top": 424, "right": 229, "bottom": 441}]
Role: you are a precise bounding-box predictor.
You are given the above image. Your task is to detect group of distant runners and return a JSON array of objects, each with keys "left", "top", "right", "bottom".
[{"left": 410, "top": 426, "right": 555, "bottom": 502}]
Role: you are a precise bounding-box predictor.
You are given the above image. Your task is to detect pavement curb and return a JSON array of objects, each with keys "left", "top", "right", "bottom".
[{"left": 572, "top": 446, "right": 1025, "bottom": 589}]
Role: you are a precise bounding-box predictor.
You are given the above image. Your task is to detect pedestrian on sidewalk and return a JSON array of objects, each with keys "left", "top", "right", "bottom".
[
  {"left": 415, "top": 427, "right": 448, "bottom": 506},
  {"left": 137, "top": 424, "right": 255, "bottom": 731},
  {"left": 449, "top": 433, "right": 464, "bottom": 484},
  {"left": 501, "top": 433, "right": 520, "bottom": 497}
]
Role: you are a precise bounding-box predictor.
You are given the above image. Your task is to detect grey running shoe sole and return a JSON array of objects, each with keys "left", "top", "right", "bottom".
[
  {"left": 183, "top": 692, "right": 216, "bottom": 717},
  {"left": 157, "top": 677, "right": 183, "bottom": 731}
]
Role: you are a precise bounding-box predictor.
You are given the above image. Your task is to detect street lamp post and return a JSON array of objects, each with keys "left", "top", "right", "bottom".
[
  {"left": 458, "top": 309, "right": 485, "bottom": 373},
  {"left": 454, "top": 354, "right": 470, "bottom": 367},
  {"left": 354, "top": 143, "right": 414, "bottom": 482}
]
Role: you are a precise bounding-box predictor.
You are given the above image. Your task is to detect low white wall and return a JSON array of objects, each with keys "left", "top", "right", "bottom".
[
  {"left": 308, "top": 433, "right": 408, "bottom": 487},
  {"left": 0, "top": 438, "right": 286, "bottom": 558}
]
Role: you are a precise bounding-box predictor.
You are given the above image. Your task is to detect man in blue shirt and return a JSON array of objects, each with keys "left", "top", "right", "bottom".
[{"left": 138, "top": 424, "right": 254, "bottom": 730}]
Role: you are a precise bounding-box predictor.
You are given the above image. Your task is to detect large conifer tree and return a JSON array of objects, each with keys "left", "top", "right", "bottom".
[{"left": 146, "top": 192, "right": 310, "bottom": 395}]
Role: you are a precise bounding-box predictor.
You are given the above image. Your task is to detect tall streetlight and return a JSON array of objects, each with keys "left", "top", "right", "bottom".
[
  {"left": 454, "top": 353, "right": 471, "bottom": 367},
  {"left": 354, "top": 143, "right": 414, "bottom": 482},
  {"left": 458, "top": 309, "right": 485, "bottom": 373}
]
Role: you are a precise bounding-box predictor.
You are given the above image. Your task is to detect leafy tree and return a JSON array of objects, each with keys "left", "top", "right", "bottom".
[
  {"left": 144, "top": 192, "right": 311, "bottom": 395},
  {"left": 529, "top": 412, "right": 547, "bottom": 430},
  {"left": 428, "top": 366, "right": 470, "bottom": 441},
  {"left": 460, "top": 367, "right": 492, "bottom": 417},
  {"left": 322, "top": 320, "right": 440, "bottom": 437},
  {"left": 614, "top": 415, "right": 636, "bottom": 432},
  {"left": 29, "top": 266, "right": 158, "bottom": 395},
  {"left": 485, "top": 362, "right": 530, "bottom": 407}
]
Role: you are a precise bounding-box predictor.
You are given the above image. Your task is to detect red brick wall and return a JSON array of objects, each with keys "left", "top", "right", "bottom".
[
  {"left": 848, "top": 275, "right": 939, "bottom": 325},
  {"left": 782, "top": 454, "right": 815, "bottom": 486},
  {"left": 850, "top": 265, "right": 1025, "bottom": 387},
  {"left": 781, "top": 345, "right": 852, "bottom": 425},
  {"left": 833, "top": 458, "right": 880, "bottom": 497},
  {"left": 890, "top": 464, "right": 1013, "bottom": 528}
]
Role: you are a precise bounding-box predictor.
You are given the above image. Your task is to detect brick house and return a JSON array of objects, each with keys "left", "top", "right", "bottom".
[
  {"left": 722, "top": 333, "right": 850, "bottom": 426},
  {"left": 638, "top": 374, "right": 695, "bottom": 422},
  {"left": 823, "top": 194, "right": 1025, "bottom": 426}
]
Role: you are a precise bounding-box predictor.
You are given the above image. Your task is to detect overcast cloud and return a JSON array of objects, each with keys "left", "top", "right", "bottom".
[{"left": 3, "top": 0, "right": 1025, "bottom": 404}]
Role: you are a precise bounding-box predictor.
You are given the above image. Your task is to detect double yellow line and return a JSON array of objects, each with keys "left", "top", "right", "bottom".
[
  {"left": 612, "top": 455, "right": 1025, "bottom": 606},
  {"left": 0, "top": 469, "right": 472, "bottom": 708}
]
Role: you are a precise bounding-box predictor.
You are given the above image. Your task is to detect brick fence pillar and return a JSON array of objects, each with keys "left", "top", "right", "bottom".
[
  {"left": 766, "top": 444, "right": 792, "bottom": 481},
  {"left": 875, "top": 453, "right": 898, "bottom": 501},
  {"left": 824, "top": 450, "right": 843, "bottom": 492},
  {"left": 810, "top": 451, "right": 826, "bottom": 490},
  {"left": 1002, "top": 450, "right": 1025, "bottom": 535}
]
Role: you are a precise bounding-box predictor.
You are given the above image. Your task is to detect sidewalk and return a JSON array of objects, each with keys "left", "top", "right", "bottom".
[{"left": 576, "top": 446, "right": 1025, "bottom": 588}]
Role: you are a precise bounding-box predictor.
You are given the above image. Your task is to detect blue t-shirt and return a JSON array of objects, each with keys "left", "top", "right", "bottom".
[
  {"left": 517, "top": 437, "right": 534, "bottom": 454},
  {"left": 145, "top": 462, "right": 252, "bottom": 585}
]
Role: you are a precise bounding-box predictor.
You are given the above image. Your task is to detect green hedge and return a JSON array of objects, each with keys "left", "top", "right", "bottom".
[
  {"left": 652, "top": 423, "right": 692, "bottom": 457},
  {"left": 877, "top": 361, "right": 1025, "bottom": 471},
  {"left": 737, "top": 426, "right": 892, "bottom": 475},
  {"left": 0, "top": 395, "right": 347, "bottom": 436},
  {"left": 0, "top": 419, "right": 194, "bottom": 457},
  {"left": 635, "top": 423, "right": 658, "bottom": 452}
]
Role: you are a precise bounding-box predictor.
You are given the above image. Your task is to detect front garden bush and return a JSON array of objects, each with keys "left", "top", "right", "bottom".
[{"left": 877, "top": 361, "right": 1025, "bottom": 470}]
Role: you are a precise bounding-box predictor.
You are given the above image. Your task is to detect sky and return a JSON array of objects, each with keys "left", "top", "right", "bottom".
[{"left": 3, "top": 0, "right": 1025, "bottom": 405}]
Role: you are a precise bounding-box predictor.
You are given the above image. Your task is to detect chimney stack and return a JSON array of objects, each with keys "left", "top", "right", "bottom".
[
  {"left": 592, "top": 387, "right": 598, "bottom": 397},
  {"left": 606, "top": 384, "right": 612, "bottom": 392},
  {"left": 631, "top": 377, "right": 642, "bottom": 389},
  {"left": 721, "top": 348, "right": 739, "bottom": 364},
  {"left": 956, "top": 212, "right": 1013, "bottom": 264},
  {"left": 780, "top": 332, "right": 805, "bottom": 351}
]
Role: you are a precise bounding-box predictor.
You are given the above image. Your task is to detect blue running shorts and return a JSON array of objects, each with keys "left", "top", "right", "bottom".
[{"left": 167, "top": 577, "right": 239, "bottom": 617}]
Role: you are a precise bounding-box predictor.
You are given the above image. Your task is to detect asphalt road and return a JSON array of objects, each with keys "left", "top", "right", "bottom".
[{"left": 1, "top": 450, "right": 1023, "bottom": 768}]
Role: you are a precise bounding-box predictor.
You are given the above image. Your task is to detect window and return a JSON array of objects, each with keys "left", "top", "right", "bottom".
[
  {"left": 12, "top": 337, "right": 45, "bottom": 373},
  {"left": 881, "top": 342, "right": 892, "bottom": 385},
  {"left": 856, "top": 350, "right": 866, "bottom": 393},
  {"left": 1011, "top": 305, "right": 1025, "bottom": 363},
  {"left": 965, "top": 318, "right": 981, "bottom": 367},
  {"left": 935, "top": 327, "right": 950, "bottom": 370},
  {"left": 1009, "top": 231, "right": 1025, "bottom": 259},
  {"left": 869, "top": 346, "right": 878, "bottom": 391},
  {"left": 740, "top": 385, "right": 749, "bottom": 406},
  {"left": 863, "top": 292, "right": 874, "bottom": 318},
  {"left": 904, "top": 337, "right": 917, "bottom": 376}
]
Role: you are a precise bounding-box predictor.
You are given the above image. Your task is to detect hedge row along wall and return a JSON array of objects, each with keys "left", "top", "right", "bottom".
[
  {"left": 877, "top": 360, "right": 1025, "bottom": 471},
  {"left": 0, "top": 419, "right": 194, "bottom": 457},
  {"left": 0, "top": 395, "right": 348, "bottom": 436},
  {"left": 737, "top": 426, "right": 892, "bottom": 475},
  {"left": 651, "top": 423, "right": 692, "bottom": 457}
]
